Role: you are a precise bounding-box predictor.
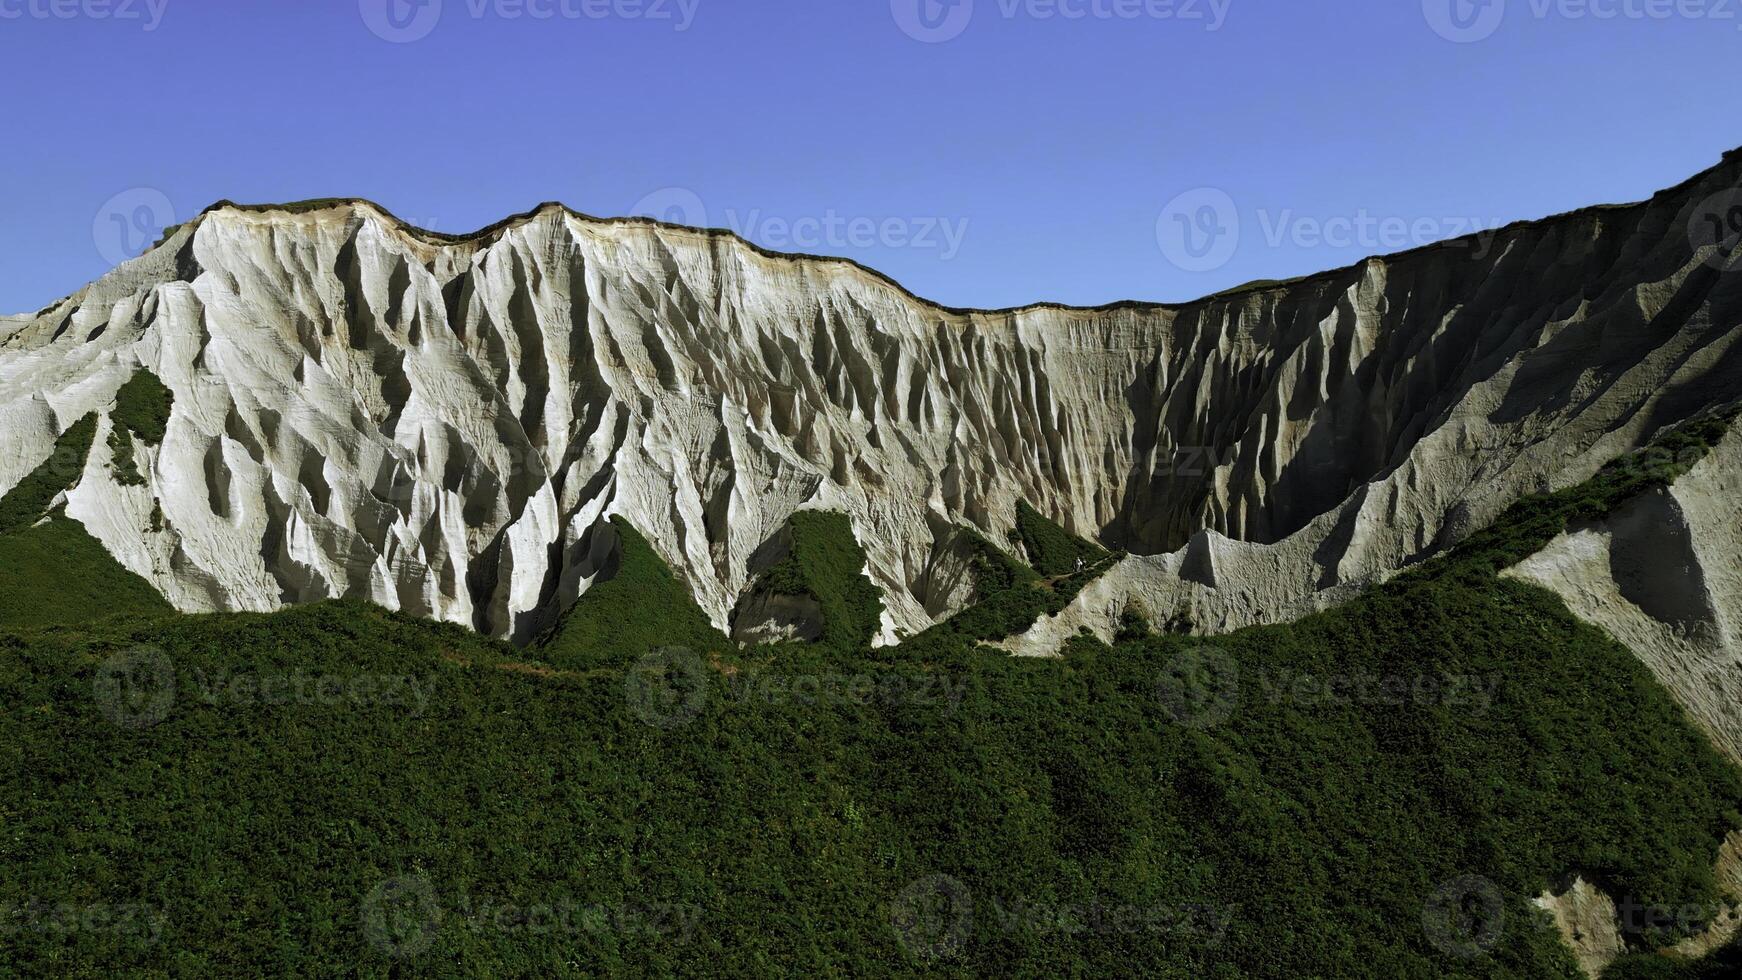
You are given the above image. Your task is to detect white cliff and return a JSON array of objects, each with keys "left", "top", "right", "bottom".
[{"left": 3, "top": 151, "right": 1741, "bottom": 649}]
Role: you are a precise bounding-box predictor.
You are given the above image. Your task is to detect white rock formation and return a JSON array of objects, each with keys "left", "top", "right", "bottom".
[
  {"left": 1532, "top": 876, "right": 1627, "bottom": 979},
  {"left": 3, "top": 151, "right": 1742, "bottom": 648},
  {"left": 1507, "top": 419, "right": 1742, "bottom": 768}
]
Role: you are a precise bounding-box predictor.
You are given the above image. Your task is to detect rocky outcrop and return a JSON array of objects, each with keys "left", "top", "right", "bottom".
[
  {"left": 1532, "top": 876, "right": 1627, "bottom": 978},
  {"left": 1506, "top": 419, "right": 1742, "bottom": 767},
  {"left": 732, "top": 592, "right": 825, "bottom": 645},
  {"left": 4, "top": 152, "right": 1742, "bottom": 646}
]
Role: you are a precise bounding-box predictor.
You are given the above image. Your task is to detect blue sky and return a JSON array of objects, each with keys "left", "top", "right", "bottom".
[{"left": 1, "top": 0, "right": 1738, "bottom": 313}]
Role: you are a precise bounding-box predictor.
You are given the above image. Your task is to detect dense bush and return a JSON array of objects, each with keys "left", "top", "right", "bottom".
[
  {"left": 899, "top": 527, "right": 1119, "bottom": 655},
  {"left": 533, "top": 517, "right": 733, "bottom": 668},
  {"left": 111, "top": 369, "right": 174, "bottom": 445},
  {"left": 0, "top": 413, "right": 96, "bottom": 534},
  {"left": 3, "top": 416, "right": 1742, "bottom": 976},
  {"left": 107, "top": 426, "right": 146, "bottom": 487},
  {"left": 1015, "top": 500, "right": 1109, "bottom": 576},
  {"left": 736, "top": 510, "right": 885, "bottom": 655}
]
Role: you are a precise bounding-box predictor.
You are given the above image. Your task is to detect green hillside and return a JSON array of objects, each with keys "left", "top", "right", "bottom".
[
  {"left": 2, "top": 418, "right": 1741, "bottom": 977},
  {"left": 533, "top": 517, "right": 733, "bottom": 668},
  {"left": 733, "top": 510, "right": 886, "bottom": 655},
  {"left": 0, "top": 411, "right": 172, "bottom": 631}
]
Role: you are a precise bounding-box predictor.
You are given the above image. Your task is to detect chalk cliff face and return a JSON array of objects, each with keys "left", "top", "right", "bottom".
[{"left": 3, "top": 153, "right": 1741, "bottom": 647}]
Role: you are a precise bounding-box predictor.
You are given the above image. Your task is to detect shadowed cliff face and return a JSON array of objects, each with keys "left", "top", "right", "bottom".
[{"left": 3, "top": 153, "right": 1741, "bottom": 645}]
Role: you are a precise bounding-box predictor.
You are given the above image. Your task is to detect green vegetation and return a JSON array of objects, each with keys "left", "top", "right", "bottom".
[
  {"left": 956, "top": 524, "right": 1041, "bottom": 600},
  {"left": 1014, "top": 500, "right": 1110, "bottom": 576},
  {"left": 533, "top": 517, "right": 732, "bottom": 668},
  {"left": 736, "top": 510, "right": 885, "bottom": 655},
  {"left": 1607, "top": 941, "right": 1742, "bottom": 979},
  {"left": 107, "top": 427, "right": 145, "bottom": 487},
  {"left": 1430, "top": 410, "right": 1736, "bottom": 577},
  {"left": 0, "top": 411, "right": 170, "bottom": 632},
  {"left": 3, "top": 418, "right": 1742, "bottom": 976},
  {"left": 111, "top": 369, "right": 174, "bottom": 445},
  {"left": 0, "top": 517, "right": 171, "bottom": 631},
  {"left": 0, "top": 414, "right": 96, "bottom": 534},
  {"left": 100, "top": 369, "right": 174, "bottom": 486},
  {"left": 897, "top": 525, "right": 1119, "bottom": 657}
]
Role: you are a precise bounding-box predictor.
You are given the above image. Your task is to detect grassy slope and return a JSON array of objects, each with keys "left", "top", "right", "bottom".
[
  {"left": 1015, "top": 500, "right": 1110, "bottom": 577},
  {"left": 736, "top": 510, "right": 885, "bottom": 655},
  {"left": 898, "top": 522, "right": 1118, "bottom": 655},
  {"left": 533, "top": 517, "right": 732, "bottom": 668},
  {"left": 3, "top": 418, "right": 1742, "bottom": 976},
  {"left": 0, "top": 414, "right": 96, "bottom": 534},
  {"left": 0, "top": 518, "right": 171, "bottom": 631},
  {"left": 0, "top": 412, "right": 171, "bottom": 630}
]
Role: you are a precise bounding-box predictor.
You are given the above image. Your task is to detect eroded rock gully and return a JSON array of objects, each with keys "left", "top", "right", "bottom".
[{"left": 4, "top": 152, "right": 1741, "bottom": 651}]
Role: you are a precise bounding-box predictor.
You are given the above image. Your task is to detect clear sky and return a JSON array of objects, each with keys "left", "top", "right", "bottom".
[{"left": 2, "top": 0, "right": 1738, "bottom": 314}]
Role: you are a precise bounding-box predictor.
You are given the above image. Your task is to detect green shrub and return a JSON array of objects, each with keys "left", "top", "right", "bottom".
[
  {"left": 0, "top": 517, "right": 171, "bottom": 630},
  {"left": 533, "top": 517, "right": 732, "bottom": 667},
  {"left": 737, "top": 511, "right": 885, "bottom": 655},
  {"left": 112, "top": 369, "right": 174, "bottom": 445},
  {"left": 0, "top": 414, "right": 96, "bottom": 534},
  {"left": 1015, "top": 500, "right": 1109, "bottom": 576},
  {"left": 108, "top": 426, "right": 146, "bottom": 487}
]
